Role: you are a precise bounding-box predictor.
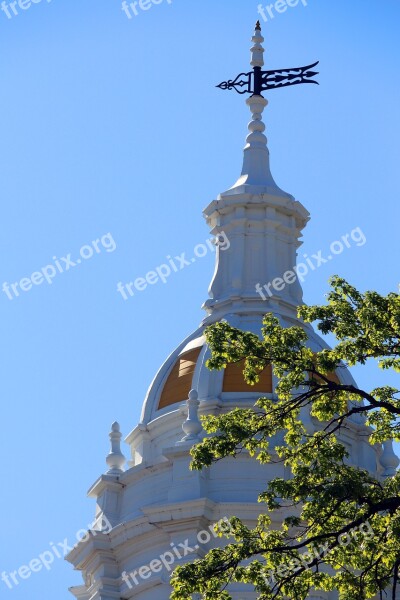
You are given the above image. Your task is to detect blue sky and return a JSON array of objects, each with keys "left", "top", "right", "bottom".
[{"left": 0, "top": 0, "right": 399, "bottom": 597}]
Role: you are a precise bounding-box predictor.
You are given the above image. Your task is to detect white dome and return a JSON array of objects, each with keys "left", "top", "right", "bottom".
[{"left": 130, "top": 311, "right": 361, "bottom": 469}]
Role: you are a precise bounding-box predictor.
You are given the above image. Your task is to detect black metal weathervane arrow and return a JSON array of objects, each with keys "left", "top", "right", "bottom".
[{"left": 217, "top": 21, "right": 319, "bottom": 96}]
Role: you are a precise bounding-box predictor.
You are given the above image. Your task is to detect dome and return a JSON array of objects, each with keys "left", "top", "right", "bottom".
[
  {"left": 138, "top": 312, "right": 356, "bottom": 423},
  {"left": 125, "top": 310, "right": 364, "bottom": 474}
]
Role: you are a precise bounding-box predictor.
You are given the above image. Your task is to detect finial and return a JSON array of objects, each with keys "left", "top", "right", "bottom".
[
  {"left": 380, "top": 439, "right": 400, "bottom": 478},
  {"left": 181, "top": 390, "right": 202, "bottom": 442},
  {"left": 251, "top": 21, "right": 265, "bottom": 70},
  {"left": 106, "top": 421, "right": 126, "bottom": 475}
]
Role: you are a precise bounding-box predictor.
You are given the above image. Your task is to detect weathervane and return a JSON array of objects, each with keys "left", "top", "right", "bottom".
[{"left": 217, "top": 21, "right": 319, "bottom": 96}]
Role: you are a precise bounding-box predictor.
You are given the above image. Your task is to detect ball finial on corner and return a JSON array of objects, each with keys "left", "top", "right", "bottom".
[
  {"left": 106, "top": 421, "right": 126, "bottom": 476},
  {"left": 180, "top": 389, "right": 202, "bottom": 442}
]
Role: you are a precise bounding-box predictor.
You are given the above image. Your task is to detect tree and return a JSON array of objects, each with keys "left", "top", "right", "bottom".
[{"left": 171, "top": 277, "right": 400, "bottom": 600}]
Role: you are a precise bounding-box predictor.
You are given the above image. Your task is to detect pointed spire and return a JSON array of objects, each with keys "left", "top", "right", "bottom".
[
  {"left": 229, "top": 23, "right": 281, "bottom": 192},
  {"left": 106, "top": 422, "right": 126, "bottom": 475},
  {"left": 181, "top": 390, "right": 202, "bottom": 442},
  {"left": 203, "top": 23, "right": 312, "bottom": 321}
]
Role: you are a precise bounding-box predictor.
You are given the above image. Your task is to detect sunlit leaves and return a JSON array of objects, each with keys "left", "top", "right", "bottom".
[{"left": 171, "top": 278, "right": 400, "bottom": 600}]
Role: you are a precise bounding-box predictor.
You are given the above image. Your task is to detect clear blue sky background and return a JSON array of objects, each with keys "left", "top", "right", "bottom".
[{"left": 0, "top": 0, "right": 399, "bottom": 598}]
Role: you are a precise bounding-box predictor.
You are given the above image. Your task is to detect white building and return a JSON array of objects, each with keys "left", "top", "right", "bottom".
[{"left": 66, "top": 23, "right": 398, "bottom": 600}]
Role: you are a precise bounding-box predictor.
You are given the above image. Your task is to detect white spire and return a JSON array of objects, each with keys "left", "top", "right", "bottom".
[
  {"left": 230, "top": 22, "right": 280, "bottom": 192},
  {"left": 106, "top": 422, "right": 126, "bottom": 475},
  {"left": 202, "top": 22, "right": 309, "bottom": 322}
]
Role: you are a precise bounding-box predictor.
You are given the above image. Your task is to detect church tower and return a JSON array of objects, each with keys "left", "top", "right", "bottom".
[{"left": 66, "top": 24, "right": 395, "bottom": 600}]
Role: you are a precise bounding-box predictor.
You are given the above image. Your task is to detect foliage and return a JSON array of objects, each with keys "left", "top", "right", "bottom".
[{"left": 171, "top": 277, "right": 400, "bottom": 600}]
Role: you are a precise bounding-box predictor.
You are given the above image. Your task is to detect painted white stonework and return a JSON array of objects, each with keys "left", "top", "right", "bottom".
[{"left": 66, "top": 24, "right": 397, "bottom": 600}]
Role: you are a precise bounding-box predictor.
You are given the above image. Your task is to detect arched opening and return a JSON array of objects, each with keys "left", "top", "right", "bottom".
[{"left": 158, "top": 348, "right": 202, "bottom": 410}]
